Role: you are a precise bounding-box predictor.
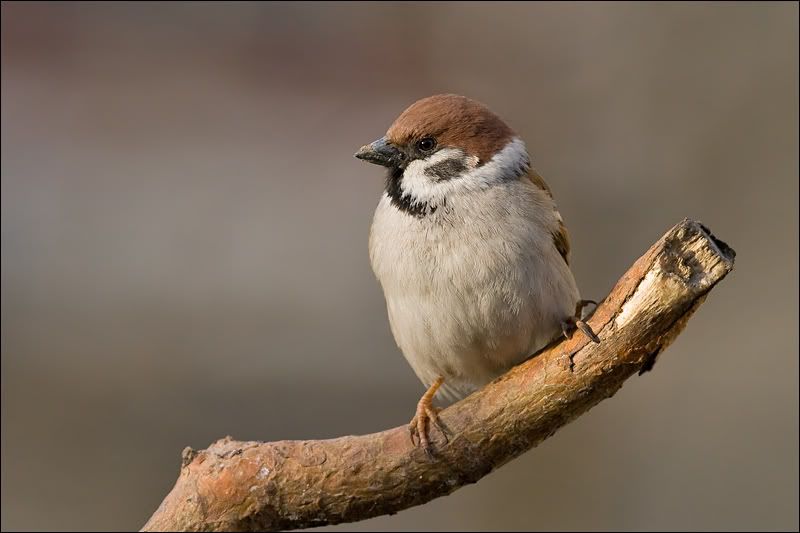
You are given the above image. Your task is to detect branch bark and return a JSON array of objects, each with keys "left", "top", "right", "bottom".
[{"left": 142, "top": 218, "right": 735, "bottom": 532}]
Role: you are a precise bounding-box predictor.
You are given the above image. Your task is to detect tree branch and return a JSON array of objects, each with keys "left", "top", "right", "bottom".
[{"left": 142, "top": 218, "right": 735, "bottom": 532}]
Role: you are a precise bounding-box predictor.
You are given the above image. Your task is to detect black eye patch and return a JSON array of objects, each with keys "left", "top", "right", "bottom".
[{"left": 424, "top": 158, "right": 469, "bottom": 181}]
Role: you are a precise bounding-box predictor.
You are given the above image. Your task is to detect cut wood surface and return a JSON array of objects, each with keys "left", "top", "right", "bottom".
[{"left": 142, "top": 218, "right": 735, "bottom": 532}]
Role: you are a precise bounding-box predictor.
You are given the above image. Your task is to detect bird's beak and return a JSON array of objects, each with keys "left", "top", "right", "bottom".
[{"left": 354, "top": 137, "right": 404, "bottom": 168}]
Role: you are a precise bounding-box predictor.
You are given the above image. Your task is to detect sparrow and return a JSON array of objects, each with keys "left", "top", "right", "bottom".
[{"left": 355, "top": 94, "right": 598, "bottom": 452}]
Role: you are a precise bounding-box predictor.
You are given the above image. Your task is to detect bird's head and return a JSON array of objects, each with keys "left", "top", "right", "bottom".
[{"left": 355, "top": 94, "right": 530, "bottom": 216}]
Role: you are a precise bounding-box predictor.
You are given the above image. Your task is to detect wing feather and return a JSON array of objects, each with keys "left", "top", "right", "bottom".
[{"left": 524, "top": 168, "right": 571, "bottom": 265}]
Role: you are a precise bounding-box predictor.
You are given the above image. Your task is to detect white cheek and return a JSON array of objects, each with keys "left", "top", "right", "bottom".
[
  {"left": 395, "top": 138, "right": 530, "bottom": 209},
  {"left": 399, "top": 148, "right": 478, "bottom": 206}
]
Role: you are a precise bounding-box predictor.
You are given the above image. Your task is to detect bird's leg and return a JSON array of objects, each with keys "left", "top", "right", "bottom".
[
  {"left": 408, "top": 376, "right": 447, "bottom": 454},
  {"left": 561, "top": 299, "right": 600, "bottom": 343},
  {"left": 575, "top": 299, "right": 598, "bottom": 318}
]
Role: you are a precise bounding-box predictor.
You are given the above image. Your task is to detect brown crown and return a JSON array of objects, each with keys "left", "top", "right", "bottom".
[{"left": 386, "top": 94, "right": 516, "bottom": 165}]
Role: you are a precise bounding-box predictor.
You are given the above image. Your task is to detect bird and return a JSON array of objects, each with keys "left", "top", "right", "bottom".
[{"left": 355, "top": 94, "right": 598, "bottom": 452}]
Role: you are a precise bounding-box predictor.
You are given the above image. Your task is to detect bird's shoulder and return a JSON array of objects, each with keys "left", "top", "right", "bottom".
[{"left": 522, "top": 167, "right": 571, "bottom": 265}]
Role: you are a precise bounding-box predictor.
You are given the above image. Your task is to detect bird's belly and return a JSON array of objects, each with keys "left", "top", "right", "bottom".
[
  {"left": 384, "top": 265, "right": 564, "bottom": 402},
  {"left": 369, "top": 191, "right": 580, "bottom": 403}
]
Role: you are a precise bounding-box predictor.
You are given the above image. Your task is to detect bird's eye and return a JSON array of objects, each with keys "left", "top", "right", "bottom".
[{"left": 416, "top": 137, "right": 436, "bottom": 152}]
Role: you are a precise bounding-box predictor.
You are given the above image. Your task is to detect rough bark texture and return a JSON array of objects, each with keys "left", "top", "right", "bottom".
[{"left": 142, "top": 219, "right": 735, "bottom": 532}]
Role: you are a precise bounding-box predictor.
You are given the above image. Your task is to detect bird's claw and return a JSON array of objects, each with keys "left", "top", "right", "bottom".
[
  {"left": 561, "top": 299, "right": 601, "bottom": 343},
  {"left": 408, "top": 376, "right": 448, "bottom": 457},
  {"left": 408, "top": 405, "right": 448, "bottom": 456}
]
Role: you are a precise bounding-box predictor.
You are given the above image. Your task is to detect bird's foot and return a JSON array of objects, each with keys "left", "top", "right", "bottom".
[
  {"left": 408, "top": 376, "right": 448, "bottom": 457},
  {"left": 561, "top": 299, "right": 600, "bottom": 343}
]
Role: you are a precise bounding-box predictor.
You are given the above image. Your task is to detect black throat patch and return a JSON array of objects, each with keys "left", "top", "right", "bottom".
[{"left": 385, "top": 167, "right": 435, "bottom": 218}]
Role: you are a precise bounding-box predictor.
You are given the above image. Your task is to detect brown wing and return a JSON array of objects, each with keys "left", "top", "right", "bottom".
[
  {"left": 552, "top": 220, "right": 571, "bottom": 265},
  {"left": 525, "top": 168, "right": 571, "bottom": 265}
]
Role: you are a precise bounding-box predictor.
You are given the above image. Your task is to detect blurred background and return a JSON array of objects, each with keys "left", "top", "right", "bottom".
[{"left": 1, "top": 2, "right": 797, "bottom": 531}]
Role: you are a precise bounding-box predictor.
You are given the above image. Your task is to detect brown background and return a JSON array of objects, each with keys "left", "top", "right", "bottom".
[{"left": 2, "top": 2, "right": 797, "bottom": 531}]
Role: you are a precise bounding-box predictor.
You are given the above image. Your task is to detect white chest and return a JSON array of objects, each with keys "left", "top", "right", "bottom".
[{"left": 368, "top": 182, "right": 580, "bottom": 401}]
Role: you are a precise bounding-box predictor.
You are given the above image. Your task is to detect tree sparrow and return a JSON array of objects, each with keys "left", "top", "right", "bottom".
[{"left": 356, "top": 94, "right": 598, "bottom": 452}]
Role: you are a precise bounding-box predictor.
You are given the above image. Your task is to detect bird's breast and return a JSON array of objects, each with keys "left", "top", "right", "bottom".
[{"left": 368, "top": 186, "right": 579, "bottom": 401}]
